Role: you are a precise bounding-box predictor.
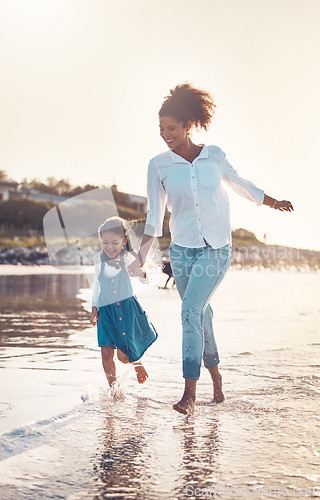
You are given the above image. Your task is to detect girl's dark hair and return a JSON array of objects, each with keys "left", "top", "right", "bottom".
[
  {"left": 98, "top": 217, "right": 135, "bottom": 253},
  {"left": 159, "top": 82, "right": 216, "bottom": 131}
]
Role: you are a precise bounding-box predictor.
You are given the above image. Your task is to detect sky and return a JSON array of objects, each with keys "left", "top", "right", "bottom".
[{"left": 0, "top": 0, "right": 319, "bottom": 250}]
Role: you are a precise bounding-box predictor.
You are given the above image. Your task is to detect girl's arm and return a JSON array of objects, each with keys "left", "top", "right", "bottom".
[
  {"left": 90, "top": 253, "right": 101, "bottom": 325},
  {"left": 91, "top": 253, "right": 100, "bottom": 308}
]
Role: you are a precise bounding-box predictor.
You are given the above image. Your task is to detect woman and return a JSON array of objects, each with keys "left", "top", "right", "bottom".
[{"left": 127, "top": 83, "right": 293, "bottom": 415}]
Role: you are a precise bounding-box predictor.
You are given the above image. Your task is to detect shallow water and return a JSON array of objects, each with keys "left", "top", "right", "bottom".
[{"left": 0, "top": 269, "right": 319, "bottom": 499}]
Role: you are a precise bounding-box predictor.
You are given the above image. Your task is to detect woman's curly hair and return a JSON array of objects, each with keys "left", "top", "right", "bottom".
[{"left": 159, "top": 82, "right": 216, "bottom": 132}]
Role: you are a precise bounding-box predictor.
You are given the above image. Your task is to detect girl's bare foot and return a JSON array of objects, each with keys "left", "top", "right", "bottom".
[
  {"left": 133, "top": 363, "right": 148, "bottom": 384},
  {"left": 173, "top": 396, "right": 195, "bottom": 415},
  {"left": 110, "top": 380, "right": 126, "bottom": 401}
]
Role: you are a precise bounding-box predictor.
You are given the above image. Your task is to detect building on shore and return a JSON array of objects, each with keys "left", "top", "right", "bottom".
[{"left": 0, "top": 181, "right": 19, "bottom": 201}]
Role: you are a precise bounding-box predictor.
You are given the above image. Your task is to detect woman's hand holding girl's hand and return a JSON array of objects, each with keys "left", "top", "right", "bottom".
[
  {"left": 138, "top": 268, "right": 147, "bottom": 279},
  {"left": 127, "top": 257, "right": 145, "bottom": 277},
  {"left": 90, "top": 307, "right": 99, "bottom": 326}
]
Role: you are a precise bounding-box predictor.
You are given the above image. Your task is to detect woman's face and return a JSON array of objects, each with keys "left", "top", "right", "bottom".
[
  {"left": 159, "top": 115, "right": 189, "bottom": 150},
  {"left": 101, "top": 231, "right": 126, "bottom": 258}
]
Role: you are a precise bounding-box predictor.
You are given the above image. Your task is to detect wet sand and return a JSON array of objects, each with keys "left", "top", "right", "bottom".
[{"left": 0, "top": 268, "right": 319, "bottom": 499}]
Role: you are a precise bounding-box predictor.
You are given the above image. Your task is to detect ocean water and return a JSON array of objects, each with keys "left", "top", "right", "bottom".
[{"left": 0, "top": 269, "right": 319, "bottom": 499}]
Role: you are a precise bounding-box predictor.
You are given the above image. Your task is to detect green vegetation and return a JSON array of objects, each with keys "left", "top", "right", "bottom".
[
  {"left": 1, "top": 170, "right": 263, "bottom": 250},
  {"left": 0, "top": 196, "right": 146, "bottom": 248},
  {"left": 0, "top": 198, "right": 53, "bottom": 229}
]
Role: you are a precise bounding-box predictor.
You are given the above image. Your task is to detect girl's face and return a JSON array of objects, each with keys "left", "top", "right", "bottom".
[
  {"left": 101, "top": 231, "right": 126, "bottom": 258},
  {"left": 159, "top": 115, "right": 190, "bottom": 150}
]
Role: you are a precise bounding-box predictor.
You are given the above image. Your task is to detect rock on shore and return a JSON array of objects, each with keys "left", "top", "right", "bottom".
[{"left": 1, "top": 243, "right": 319, "bottom": 272}]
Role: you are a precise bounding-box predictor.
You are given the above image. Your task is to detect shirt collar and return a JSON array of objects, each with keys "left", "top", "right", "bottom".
[{"left": 168, "top": 144, "right": 208, "bottom": 163}]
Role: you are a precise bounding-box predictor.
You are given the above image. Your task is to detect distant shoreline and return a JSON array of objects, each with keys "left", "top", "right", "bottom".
[
  {"left": 1, "top": 242, "right": 320, "bottom": 273},
  {"left": 0, "top": 264, "right": 94, "bottom": 275}
]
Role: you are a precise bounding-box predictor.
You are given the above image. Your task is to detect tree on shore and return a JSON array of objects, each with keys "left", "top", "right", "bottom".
[
  {"left": 20, "top": 175, "right": 99, "bottom": 197},
  {"left": 0, "top": 170, "right": 15, "bottom": 182}
]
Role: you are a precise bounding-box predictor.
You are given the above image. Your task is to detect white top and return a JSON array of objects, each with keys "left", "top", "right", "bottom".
[
  {"left": 144, "top": 144, "right": 265, "bottom": 249},
  {"left": 91, "top": 251, "right": 148, "bottom": 307}
]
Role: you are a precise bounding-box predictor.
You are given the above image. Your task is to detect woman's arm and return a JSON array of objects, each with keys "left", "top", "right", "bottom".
[
  {"left": 126, "top": 234, "right": 156, "bottom": 277},
  {"left": 220, "top": 150, "right": 265, "bottom": 206},
  {"left": 143, "top": 158, "right": 167, "bottom": 238},
  {"left": 263, "top": 194, "right": 294, "bottom": 212},
  {"left": 138, "top": 234, "right": 156, "bottom": 264},
  {"left": 220, "top": 150, "right": 294, "bottom": 212},
  {"left": 127, "top": 158, "right": 165, "bottom": 277}
]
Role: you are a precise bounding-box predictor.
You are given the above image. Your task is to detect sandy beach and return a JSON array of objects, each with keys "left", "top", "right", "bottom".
[
  {"left": 0, "top": 264, "right": 93, "bottom": 275},
  {"left": 0, "top": 267, "right": 319, "bottom": 499}
]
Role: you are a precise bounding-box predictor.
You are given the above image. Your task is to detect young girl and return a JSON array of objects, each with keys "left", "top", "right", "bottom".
[{"left": 90, "top": 216, "right": 158, "bottom": 387}]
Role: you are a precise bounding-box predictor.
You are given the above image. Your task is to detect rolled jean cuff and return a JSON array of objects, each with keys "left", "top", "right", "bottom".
[
  {"left": 183, "top": 357, "right": 201, "bottom": 380},
  {"left": 203, "top": 352, "right": 220, "bottom": 370},
  {"left": 183, "top": 353, "right": 220, "bottom": 379}
]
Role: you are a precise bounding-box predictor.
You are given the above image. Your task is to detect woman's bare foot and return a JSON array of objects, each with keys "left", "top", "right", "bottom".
[
  {"left": 209, "top": 366, "right": 225, "bottom": 403},
  {"left": 173, "top": 378, "right": 197, "bottom": 415},
  {"left": 173, "top": 396, "right": 195, "bottom": 415},
  {"left": 133, "top": 363, "right": 148, "bottom": 384}
]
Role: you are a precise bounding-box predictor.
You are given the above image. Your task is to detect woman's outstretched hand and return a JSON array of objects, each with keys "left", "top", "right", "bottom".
[
  {"left": 274, "top": 200, "right": 294, "bottom": 212},
  {"left": 263, "top": 195, "right": 294, "bottom": 212}
]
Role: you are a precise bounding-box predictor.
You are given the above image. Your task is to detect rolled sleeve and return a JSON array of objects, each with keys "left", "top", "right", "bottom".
[
  {"left": 220, "top": 150, "right": 264, "bottom": 206},
  {"left": 144, "top": 158, "right": 167, "bottom": 237}
]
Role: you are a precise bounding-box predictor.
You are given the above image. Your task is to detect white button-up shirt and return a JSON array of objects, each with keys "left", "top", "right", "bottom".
[{"left": 144, "top": 144, "right": 265, "bottom": 249}]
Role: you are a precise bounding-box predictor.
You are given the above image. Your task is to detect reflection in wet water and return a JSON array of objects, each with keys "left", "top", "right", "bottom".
[
  {"left": 0, "top": 271, "right": 319, "bottom": 499},
  {"left": 0, "top": 274, "right": 90, "bottom": 347},
  {"left": 89, "top": 397, "right": 223, "bottom": 500},
  {"left": 94, "top": 398, "right": 150, "bottom": 498}
]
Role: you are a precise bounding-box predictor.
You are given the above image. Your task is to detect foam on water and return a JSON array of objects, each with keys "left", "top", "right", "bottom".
[{"left": 0, "top": 405, "right": 83, "bottom": 461}]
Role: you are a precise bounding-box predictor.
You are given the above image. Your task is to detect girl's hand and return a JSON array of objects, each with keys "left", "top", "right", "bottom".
[
  {"left": 90, "top": 307, "right": 99, "bottom": 326},
  {"left": 127, "top": 257, "right": 145, "bottom": 277},
  {"left": 138, "top": 268, "right": 147, "bottom": 279},
  {"left": 274, "top": 200, "right": 294, "bottom": 212}
]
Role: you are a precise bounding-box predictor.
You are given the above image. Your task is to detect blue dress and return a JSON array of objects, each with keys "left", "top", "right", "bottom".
[{"left": 96, "top": 252, "right": 158, "bottom": 362}]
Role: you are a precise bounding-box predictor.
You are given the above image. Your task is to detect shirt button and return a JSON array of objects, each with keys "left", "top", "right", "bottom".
[
  {"left": 122, "top": 332, "right": 126, "bottom": 336},
  {"left": 119, "top": 317, "right": 122, "bottom": 321},
  {"left": 196, "top": 204, "right": 199, "bottom": 206},
  {"left": 193, "top": 189, "right": 196, "bottom": 192}
]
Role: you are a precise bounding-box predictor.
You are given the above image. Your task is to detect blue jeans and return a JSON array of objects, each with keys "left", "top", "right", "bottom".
[{"left": 169, "top": 241, "right": 232, "bottom": 380}]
